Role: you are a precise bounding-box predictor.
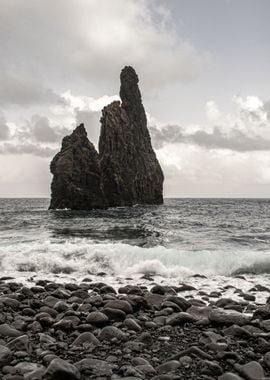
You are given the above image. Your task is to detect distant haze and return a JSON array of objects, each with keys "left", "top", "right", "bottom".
[{"left": 0, "top": 0, "right": 270, "bottom": 197}]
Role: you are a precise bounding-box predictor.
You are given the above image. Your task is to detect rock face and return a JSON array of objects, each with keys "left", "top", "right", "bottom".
[
  {"left": 99, "top": 66, "right": 164, "bottom": 206},
  {"left": 49, "top": 124, "right": 106, "bottom": 210},
  {"left": 49, "top": 66, "right": 164, "bottom": 210}
]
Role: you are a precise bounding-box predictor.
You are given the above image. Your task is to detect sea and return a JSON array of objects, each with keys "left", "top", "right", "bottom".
[{"left": 1, "top": 198, "right": 270, "bottom": 302}]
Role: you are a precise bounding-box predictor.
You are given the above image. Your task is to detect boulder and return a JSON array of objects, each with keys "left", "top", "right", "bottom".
[
  {"left": 0, "top": 345, "right": 12, "bottom": 367},
  {"left": 44, "top": 358, "right": 80, "bottom": 380},
  {"left": 209, "top": 308, "right": 250, "bottom": 326}
]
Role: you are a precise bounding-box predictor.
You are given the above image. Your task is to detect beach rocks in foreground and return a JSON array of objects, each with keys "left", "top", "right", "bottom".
[{"left": 0, "top": 278, "right": 270, "bottom": 379}]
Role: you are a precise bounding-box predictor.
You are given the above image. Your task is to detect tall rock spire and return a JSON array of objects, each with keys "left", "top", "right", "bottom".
[
  {"left": 99, "top": 66, "right": 164, "bottom": 206},
  {"left": 120, "top": 66, "right": 147, "bottom": 127},
  {"left": 49, "top": 67, "right": 164, "bottom": 210}
]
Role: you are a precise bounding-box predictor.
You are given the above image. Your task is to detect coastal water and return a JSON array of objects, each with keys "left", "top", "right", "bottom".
[{"left": 1, "top": 198, "right": 270, "bottom": 285}]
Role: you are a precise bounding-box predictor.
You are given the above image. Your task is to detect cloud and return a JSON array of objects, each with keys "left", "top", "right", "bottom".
[
  {"left": 0, "top": 113, "right": 11, "bottom": 140},
  {"left": 0, "top": 73, "right": 66, "bottom": 107},
  {"left": 156, "top": 142, "right": 270, "bottom": 197},
  {"left": 62, "top": 91, "right": 119, "bottom": 147},
  {"left": 0, "top": 114, "right": 69, "bottom": 157},
  {"left": 150, "top": 95, "right": 270, "bottom": 152},
  {"left": 0, "top": 142, "right": 57, "bottom": 157},
  {"left": 150, "top": 125, "right": 270, "bottom": 152},
  {"left": 0, "top": 92, "right": 118, "bottom": 156},
  {"left": 0, "top": 0, "right": 208, "bottom": 110},
  {"left": 75, "top": 110, "right": 101, "bottom": 148},
  {"left": 27, "top": 115, "right": 69, "bottom": 143},
  {"left": 205, "top": 101, "right": 221, "bottom": 121}
]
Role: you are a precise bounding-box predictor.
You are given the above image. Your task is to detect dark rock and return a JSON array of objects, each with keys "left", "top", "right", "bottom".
[
  {"left": 49, "top": 66, "right": 163, "bottom": 210},
  {"left": 72, "top": 332, "right": 99, "bottom": 347},
  {"left": 6, "top": 335, "right": 32, "bottom": 353},
  {"left": 0, "top": 324, "right": 22, "bottom": 338},
  {"left": 86, "top": 311, "right": 108, "bottom": 327},
  {"left": 124, "top": 341, "right": 145, "bottom": 352},
  {"left": 215, "top": 298, "right": 240, "bottom": 308},
  {"left": 156, "top": 360, "right": 180, "bottom": 374},
  {"left": 25, "top": 367, "right": 45, "bottom": 380},
  {"left": 100, "top": 285, "right": 117, "bottom": 294},
  {"left": 187, "top": 305, "right": 212, "bottom": 320},
  {"left": 135, "top": 364, "right": 156, "bottom": 375},
  {"left": 256, "top": 337, "right": 270, "bottom": 353},
  {"left": 104, "top": 299, "right": 133, "bottom": 314},
  {"left": 13, "top": 362, "right": 41, "bottom": 375},
  {"left": 39, "top": 333, "right": 56, "bottom": 346},
  {"left": 103, "top": 307, "right": 126, "bottom": 322},
  {"left": 241, "top": 293, "right": 256, "bottom": 301},
  {"left": 145, "top": 293, "right": 166, "bottom": 309},
  {"left": 99, "top": 326, "right": 127, "bottom": 341},
  {"left": 118, "top": 285, "right": 144, "bottom": 296},
  {"left": 138, "top": 331, "right": 153, "bottom": 345},
  {"left": 131, "top": 357, "right": 150, "bottom": 366},
  {"left": 177, "top": 284, "right": 197, "bottom": 292},
  {"left": 99, "top": 66, "right": 163, "bottom": 207},
  {"left": 223, "top": 324, "right": 251, "bottom": 338},
  {"left": 199, "top": 331, "right": 226, "bottom": 347},
  {"left": 49, "top": 124, "right": 105, "bottom": 210},
  {"left": 44, "top": 358, "right": 80, "bottom": 380},
  {"left": 253, "top": 304, "right": 270, "bottom": 320},
  {"left": 0, "top": 297, "right": 20, "bottom": 309},
  {"left": 201, "top": 360, "right": 223, "bottom": 376},
  {"left": 261, "top": 319, "right": 270, "bottom": 331},
  {"left": 209, "top": 308, "right": 250, "bottom": 326},
  {"left": 234, "top": 360, "right": 264, "bottom": 380},
  {"left": 166, "top": 312, "right": 197, "bottom": 326},
  {"left": 0, "top": 345, "right": 12, "bottom": 367},
  {"left": 218, "top": 374, "right": 243, "bottom": 380},
  {"left": 249, "top": 284, "right": 270, "bottom": 292},
  {"left": 151, "top": 285, "right": 166, "bottom": 295},
  {"left": 264, "top": 351, "right": 270, "bottom": 368},
  {"left": 124, "top": 318, "right": 142, "bottom": 332},
  {"left": 179, "top": 355, "right": 192, "bottom": 368},
  {"left": 165, "top": 296, "right": 190, "bottom": 311},
  {"left": 75, "top": 358, "right": 112, "bottom": 377}
]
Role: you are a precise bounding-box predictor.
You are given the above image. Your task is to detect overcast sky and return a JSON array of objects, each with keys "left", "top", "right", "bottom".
[{"left": 0, "top": 0, "right": 270, "bottom": 197}]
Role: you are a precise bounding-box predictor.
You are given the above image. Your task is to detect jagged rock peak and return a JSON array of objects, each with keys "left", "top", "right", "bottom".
[
  {"left": 120, "top": 66, "right": 146, "bottom": 126},
  {"left": 49, "top": 124, "right": 106, "bottom": 210},
  {"left": 49, "top": 66, "right": 164, "bottom": 210},
  {"left": 72, "top": 123, "right": 87, "bottom": 136},
  {"left": 99, "top": 66, "right": 164, "bottom": 207}
]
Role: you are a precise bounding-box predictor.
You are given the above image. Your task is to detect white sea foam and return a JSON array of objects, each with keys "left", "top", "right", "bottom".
[{"left": 1, "top": 239, "right": 270, "bottom": 279}]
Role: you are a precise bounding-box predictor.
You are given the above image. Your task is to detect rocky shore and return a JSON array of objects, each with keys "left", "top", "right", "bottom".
[{"left": 1, "top": 276, "right": 270, "bottom": 380}]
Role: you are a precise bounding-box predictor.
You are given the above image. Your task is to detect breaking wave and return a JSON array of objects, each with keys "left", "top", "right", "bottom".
[{"left": 1, "top": 239, "right": 270, "bottom": 279}]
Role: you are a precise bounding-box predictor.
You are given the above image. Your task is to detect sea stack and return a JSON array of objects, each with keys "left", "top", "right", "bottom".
[
  {"left": 49, "top": 124, "right": 106, "bottom": 210},
  {"left": 49, "top": 66, "right": 164, "bottom": 210}
]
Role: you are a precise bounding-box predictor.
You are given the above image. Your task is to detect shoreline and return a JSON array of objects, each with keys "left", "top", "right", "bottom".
[{"left": 1, "top": 277, "right": 270, "bottom": 379}]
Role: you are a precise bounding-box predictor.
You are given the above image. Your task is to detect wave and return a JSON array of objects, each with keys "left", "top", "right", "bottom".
[
  {"left": 232, "top": 261, "right": 270, "bottom": 275},
  {"left": 1, "top": 239, "right": 270, "bottom": 278}
]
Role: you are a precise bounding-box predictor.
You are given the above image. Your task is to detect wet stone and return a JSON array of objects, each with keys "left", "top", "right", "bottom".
[
  {"left": 44, "top": 358, "right": 80, "bottom": 380},
  {"left": 0, "top": 345, "right": 12, "bottom": 367},
  {"left": 75, "top": 358, "right": 112, "bottom": 377},
  {"left": 86, "top": 311, "right": 109, "bottom": 327},
  {"left": 235, "top": 360, "right": 264, "bottom": 380},
  {"left": 99, "top": 326, "right": 127, "bottom": 342}
]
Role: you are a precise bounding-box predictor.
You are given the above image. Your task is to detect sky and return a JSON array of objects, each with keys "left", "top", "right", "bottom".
[{"left": 0, "top": 0, "right": 270, "bottom": 197}]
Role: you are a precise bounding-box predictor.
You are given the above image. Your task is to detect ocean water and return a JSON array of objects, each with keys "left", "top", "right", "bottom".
[{"left": 1, "top": 198, "right": 270, "bottom": 287}]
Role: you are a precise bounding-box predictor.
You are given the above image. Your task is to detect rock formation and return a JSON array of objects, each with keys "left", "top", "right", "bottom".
[
  {"left": 49, "top": 124, "right": 106, "bottom": 210},
  {"left": 49, "top": 66, "right": 164, "bottom": 210}
]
